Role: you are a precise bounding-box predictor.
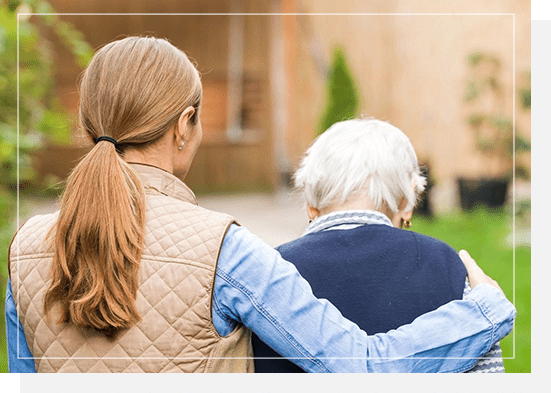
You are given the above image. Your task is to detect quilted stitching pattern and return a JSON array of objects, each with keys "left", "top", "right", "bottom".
[{"left": 10, "top": 166, "right": 253, "bottom": 373}]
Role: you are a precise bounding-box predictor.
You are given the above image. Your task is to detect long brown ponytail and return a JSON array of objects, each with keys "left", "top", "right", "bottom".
[{"left": 44, "top": 36, "right": 202, "bottom": 337}]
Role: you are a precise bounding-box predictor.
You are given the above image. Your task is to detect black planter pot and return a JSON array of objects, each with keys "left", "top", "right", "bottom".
[
  {"left": 416, "top": 165, "right": 434, "bottom": 217},
  {"left": 458, "top": 177, "right": 510, "bottom": 211}
]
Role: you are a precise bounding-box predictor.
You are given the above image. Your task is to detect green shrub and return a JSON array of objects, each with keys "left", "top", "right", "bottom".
[{"left": 318, "top": 47, "right": 359, "bottom": 135}]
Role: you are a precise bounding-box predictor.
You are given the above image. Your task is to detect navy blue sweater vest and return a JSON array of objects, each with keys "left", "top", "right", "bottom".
[{"left": 252, "top": 224, "right": 467, "bottom": 373}]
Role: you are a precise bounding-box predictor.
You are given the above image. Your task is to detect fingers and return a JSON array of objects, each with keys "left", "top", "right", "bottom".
[
  {"left": 459, "top": 249, "right": 477, "bottom": 273},
  {"left": 459, "top": 250, "right": 484, "bottom": 281},
  {"left": 459, "top": 249, "right": 505, "bottom": 296}
]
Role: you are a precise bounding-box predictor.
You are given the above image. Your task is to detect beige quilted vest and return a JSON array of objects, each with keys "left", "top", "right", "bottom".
[{"left": 9, "top": 163, "right": 253, "bottom": 373}]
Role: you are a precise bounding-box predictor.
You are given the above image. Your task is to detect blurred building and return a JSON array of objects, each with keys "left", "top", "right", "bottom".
[
  {"left": 288, "top": 0, "right": 531, "bottom": 213},
  {"left": 37, "top": 0, "right": 530, "bottom": 211}
]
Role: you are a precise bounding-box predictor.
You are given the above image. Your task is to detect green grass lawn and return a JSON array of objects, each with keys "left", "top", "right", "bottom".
[
  {"left": 414, "top": 207, "right": 531, "bottom": 373},
  {"left": 0, "top": 206, "right": 530, "bottom": 373}
]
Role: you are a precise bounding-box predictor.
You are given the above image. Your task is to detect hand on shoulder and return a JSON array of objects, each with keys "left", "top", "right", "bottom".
[{"left": 459, "top": 250, "right": 505, "bottom": 296}]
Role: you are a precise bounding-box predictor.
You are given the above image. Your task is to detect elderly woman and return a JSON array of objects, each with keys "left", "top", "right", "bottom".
[
  {"left": 6, "top": 37, "right": 514, "bottom": 373},
  {"left": 253, "top": 119, "right": 505, "bottom": 373}
]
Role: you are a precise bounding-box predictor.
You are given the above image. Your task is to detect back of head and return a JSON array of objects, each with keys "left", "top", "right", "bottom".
[
  {"left": 44, "top": 36, "right": 202, "bottom": 337},
  {"left": 79, "top": 36, "right": 202, "bottom": 146},
  {"left": 294, "top": 119, "right": 426, "bottom": 214}
]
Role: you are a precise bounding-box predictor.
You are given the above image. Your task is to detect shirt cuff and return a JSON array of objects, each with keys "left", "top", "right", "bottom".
[{"left": 465, "top": 284, "right": 516, "bottom": 344}]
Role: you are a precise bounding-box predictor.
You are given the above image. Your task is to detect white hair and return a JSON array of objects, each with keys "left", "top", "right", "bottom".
[{"left": 294, "top": 119, "right": 427, "bottom": 213}]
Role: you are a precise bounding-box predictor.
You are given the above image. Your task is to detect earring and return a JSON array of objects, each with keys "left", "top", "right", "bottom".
[
  {"left": 308, "top": 219, "right": 313, "bottom": 224},
  {"left": 178, "top": 142, "right": 185, "bottom": 150},
  {"left": 404, "top": 220, "right": 412, "bottom": 229}
]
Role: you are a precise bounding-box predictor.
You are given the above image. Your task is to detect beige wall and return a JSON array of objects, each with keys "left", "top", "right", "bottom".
[{"left": 287, "top": 0, "right": 530, "bottom": 209}]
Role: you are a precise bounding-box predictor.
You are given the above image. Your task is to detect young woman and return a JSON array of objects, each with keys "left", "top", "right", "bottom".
[{"left": 6, "top": 36, "right": 514, "bottom": 373}]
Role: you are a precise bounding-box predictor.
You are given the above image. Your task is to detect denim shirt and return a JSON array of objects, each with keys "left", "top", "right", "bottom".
[{"left": 6, "top": 223, "right": 515, "bottom": 373}]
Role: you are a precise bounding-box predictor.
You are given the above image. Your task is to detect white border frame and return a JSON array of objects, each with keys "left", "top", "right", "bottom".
[{"left": 15, "top": 12, "right": 517, "bottom": 363}]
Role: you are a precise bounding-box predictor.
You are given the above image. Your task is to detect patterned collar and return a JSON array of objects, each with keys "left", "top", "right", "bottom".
[{"left": 304, "top": 209, "right": 393, "bottom": 235}]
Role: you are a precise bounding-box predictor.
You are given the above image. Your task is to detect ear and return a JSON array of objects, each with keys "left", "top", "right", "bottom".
[
  {"left": 392, "top": 197, "right": 413, "bottom": 228},
  {"left": 173, "top": 107, "right": 196, "bottom": 145},
  {"left": 307, "top": 205, "right": 321, "bottom": 220},
  {"left": 402, "top": 209, "right": 413, "bottom": 222}
]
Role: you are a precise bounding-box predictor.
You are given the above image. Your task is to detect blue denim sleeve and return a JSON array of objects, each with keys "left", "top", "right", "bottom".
[
  {"left": 5, "top": 278, "right": 36, "bottom": 373},
  {"left": 463, "top": 279, "right": 506, "bottom": 373},
  {"left": 213, "top": 224, "right": 516, "bottom": 373}
]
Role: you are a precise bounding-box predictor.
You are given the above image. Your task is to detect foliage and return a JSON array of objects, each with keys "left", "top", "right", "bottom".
[
  {"left": 0, "top": 220, "right": 14, "bottom": 372},
  {"left": 0, "top": 0, "right": 93, "bottom": 192},
  {"left": 318, "top": 47, "right": 359, "bottom": 135},
  {"left": 518, "top": 71, "right": 531, "bottom": 110},
  {"left": 0, "top": 0, "right": 93, "bottom": 373},
  {"left": 463, "top": 52, "right": 531, "bottom": 179}
]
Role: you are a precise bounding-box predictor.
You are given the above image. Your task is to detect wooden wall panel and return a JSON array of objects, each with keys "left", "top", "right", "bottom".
[{"left": 39, "top": 0, "right": 276, "bottom": 194}]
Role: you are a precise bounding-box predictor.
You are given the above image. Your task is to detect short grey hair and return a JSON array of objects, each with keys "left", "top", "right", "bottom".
[{"left": 294, "top": 119, "right": 426, "bottom": 213}]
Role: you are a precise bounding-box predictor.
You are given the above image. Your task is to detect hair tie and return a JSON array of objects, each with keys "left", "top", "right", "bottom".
[{"left": 94, "top": 135, "right": 119, "bottom": 148}]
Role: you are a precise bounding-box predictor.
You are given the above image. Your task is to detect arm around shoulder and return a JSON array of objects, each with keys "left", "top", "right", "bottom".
[{"left": 215, "top": 224, "right": 516, "bottom": 373}]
